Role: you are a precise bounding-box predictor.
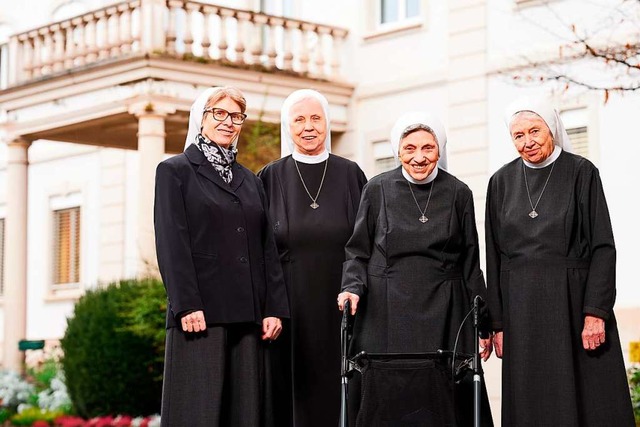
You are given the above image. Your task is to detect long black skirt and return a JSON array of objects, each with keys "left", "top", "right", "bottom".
[{"left": 161, "top": 323, "right": 272, "bottom": 427}]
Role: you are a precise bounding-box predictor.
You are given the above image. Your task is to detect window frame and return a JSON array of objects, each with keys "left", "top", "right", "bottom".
[
  {"left": 49, "top": 192, "right": 83, "bottom": 294},
  {"left": 52, "top": 206, "right": 82, "bottom": 290},
  {"left": 364, "top": 0, "right": 425, "bottom": 42},
  {"left": 376, "top": 0, "right": 422, "bottom": 30},
  {"left": 372, "top": 139, "right": 397, "bottom": 176},
  {"left": 559, "top": 105, "right": 596, "bottom": 163}
]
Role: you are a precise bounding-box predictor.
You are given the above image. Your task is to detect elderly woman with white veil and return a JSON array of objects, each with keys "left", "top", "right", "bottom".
[
  {"left": 154, "top": 86, "right": 289, "bottom": 427},
  {"left": 257, "top": 89, "right": 366, "bottom": 427},
  {"left": 338, "top": 112, "right": 493, "bottom": 426},
  {"left": 485, "top": 97, "right": 634, "bottom": 426}
]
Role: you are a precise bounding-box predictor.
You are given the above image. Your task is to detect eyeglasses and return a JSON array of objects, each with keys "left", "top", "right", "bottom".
[{"left": 204, "top": 108, "right": 247, "bottom": 125}]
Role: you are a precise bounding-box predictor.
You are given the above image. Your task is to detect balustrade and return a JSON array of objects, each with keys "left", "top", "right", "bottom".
[{"left": 5, "top": 0, "right": 348, "bottom": 86}]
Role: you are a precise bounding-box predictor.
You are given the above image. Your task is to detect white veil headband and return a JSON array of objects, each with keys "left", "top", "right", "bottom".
[
  {"left": 280, "top": 89, "right": 332, "bottom": 157},
  {"left": 503, "top": 96, "right": 573, "bottom": 152},
  {"left": 389, "top": 111, "right": 448, "bottom": 171},
  {"left": 184, "top": 87, "right": 243, "bottom": 151}
]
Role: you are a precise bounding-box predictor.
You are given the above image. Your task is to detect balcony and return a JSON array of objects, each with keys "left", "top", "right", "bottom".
[
  {"left": 0, "top": 0, "right": 353, "bottom": 153},
  {"left": 0, "top": 1, "right": 355, "bottom": 372}
]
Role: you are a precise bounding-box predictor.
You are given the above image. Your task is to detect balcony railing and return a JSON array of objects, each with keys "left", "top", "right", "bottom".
[{"left": 3, "top": 0, "right": 348, "bottom": 87}]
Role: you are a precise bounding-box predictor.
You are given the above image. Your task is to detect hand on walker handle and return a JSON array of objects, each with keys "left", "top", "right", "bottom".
[{"left": 337, "top": 292, "right": 359, "bottom": 315}]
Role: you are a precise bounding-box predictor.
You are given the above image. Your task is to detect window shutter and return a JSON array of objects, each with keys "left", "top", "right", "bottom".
[
  {"left": 567, "top": 126, "right": 589, "bottom": 159},
  {"left": 53, "top": 207, "right": 81, "bottom": 286},
  {"left": 374, "top": 157, "right": 396, "bottom": 175}
]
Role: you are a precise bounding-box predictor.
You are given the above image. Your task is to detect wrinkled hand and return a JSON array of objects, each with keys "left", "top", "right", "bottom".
[
  {"left": 494, "top": 331, "right": 504, "bottom": 359},
  {"left": 262, "top": 317, "right": 282, "bottom": 341},
  {"left": 582, "top": 315, "right": 605, "bottom": 351},
  {"left": 337, "top": 292, "right": 360, "bottom": 315},
  {"left": 480, "top": 336, "right": 493, "bottom": 362},
  {"left": 181, "top": 310, "right": 206, "bottom": 333}
]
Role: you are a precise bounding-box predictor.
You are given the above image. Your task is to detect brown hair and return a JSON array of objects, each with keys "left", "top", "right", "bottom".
[{"left": 204, "top": 86, "right": 247, "bottom": 113}]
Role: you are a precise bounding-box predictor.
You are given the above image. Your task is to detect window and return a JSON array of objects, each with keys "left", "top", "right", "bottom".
[
  {"left": 380, "top": 0, "right": 421, "bottom": 25},
  {"left": 373, "top": 140, "right": 397, "bottom": 176},
  {"left": 0, "top": 23, "right": 11, "bottom": 90},
  {"left": 514, "top": 0, "right": 559, "bottom": 9},
  {"left": 259, "top": 0, "right": 294, "bottom": 17},
  {"left": 560, "top": 108, "right": 590, "bottom": 159},
  {"left": 0, "top": 218, "right": 4, "bottom": 295},
  {"left": 53, "top": 207, "right": 81, "bottom": 287},
  {"left": 566, "top": 126, "right": 589, "bottom": 158},
  {"left": 52, "top": 1, "right": 87, "bottom": 21}
]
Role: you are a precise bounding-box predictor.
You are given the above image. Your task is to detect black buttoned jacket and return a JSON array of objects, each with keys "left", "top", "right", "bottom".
[{"left": 154, "top": 144, "right": 289, "bottom": 329}]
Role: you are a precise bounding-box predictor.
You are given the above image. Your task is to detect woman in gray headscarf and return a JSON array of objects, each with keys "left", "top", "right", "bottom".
[
  {"left": 338, "top": 111, "right": 493, "bottom": 426},
  {"left": 154, "top": 86, "right": 288, "bottom": 427},
  {"left": 485, "top": 96, "right": 634, "bottom": 426}
]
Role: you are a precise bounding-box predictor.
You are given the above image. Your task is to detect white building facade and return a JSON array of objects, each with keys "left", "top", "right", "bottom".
[{"left": 1, "top": 0, "right": 639, "bottom": 422}]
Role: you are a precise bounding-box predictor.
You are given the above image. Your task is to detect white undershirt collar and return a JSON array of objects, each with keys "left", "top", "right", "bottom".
[
  {"left": 292, "top": 150, "right": 329, "bottom": 164},
  {"left": 402, "top": 165, "right": 438, "bottom": 184},
  {"left": 522, "top": 145, "right": 562, "bottom": 169}
]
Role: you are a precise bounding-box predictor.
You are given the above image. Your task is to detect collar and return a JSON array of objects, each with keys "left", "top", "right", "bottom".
[
  {"left": 401, "top": 165, "right": 438, "bottom": 184},
  {"left": 292, "top": 150, "right": 329, "bottom": 164},
  {"left": 523, "top": 145, "right": 562, "bottom": 169}
]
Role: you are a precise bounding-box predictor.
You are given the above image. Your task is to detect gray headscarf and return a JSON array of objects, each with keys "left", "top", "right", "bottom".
[{"left": 389, "top": 111, "right": 448, "bottom": 170}]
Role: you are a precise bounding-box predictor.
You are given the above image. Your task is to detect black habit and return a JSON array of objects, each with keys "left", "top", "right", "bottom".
[
  {"left": 342, "top": 166, "right": 492, "bottom": 426},
  {"left": 154, "top": 144, "right": 289, "bottom": 427},
  {"left": 258, "top": 154, "right": 366, "bottom": 427},
  {"left": 485, "top": 149, "right": 635, "bottom": 427}
]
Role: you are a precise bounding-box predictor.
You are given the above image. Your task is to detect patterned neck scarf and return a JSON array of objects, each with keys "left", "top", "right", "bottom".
[{"left": 194, "top": 133, "right": 237, "bottom": 184}]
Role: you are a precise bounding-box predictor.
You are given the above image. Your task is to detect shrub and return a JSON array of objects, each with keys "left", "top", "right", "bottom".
[
  {"left": 61, "top": 279, "right": 166, "bottom": 418},
  {"left": 629, "top": 364, "right": 640, "bottom": 424}
]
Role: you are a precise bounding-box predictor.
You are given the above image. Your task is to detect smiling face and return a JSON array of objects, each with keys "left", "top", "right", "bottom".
[
  {"left": 288, "top": 97, "right": 327, "bottom": 156},
  {"left": 201, "top": 97, "right": 243, "bottom": 148},
  {"left": 398, "top": 129, "right": 439, "bottom": 181},
  {"left": 509, "top": 111, "right": 555, "bottom": 164}
]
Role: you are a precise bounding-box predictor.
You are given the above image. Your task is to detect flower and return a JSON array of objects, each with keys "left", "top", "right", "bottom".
[
  {"left": 54, "top": 415, "right": 85, "bottom": 427},
  {"left": 0, "top": 370, "right": 35, "bottom": 408}
]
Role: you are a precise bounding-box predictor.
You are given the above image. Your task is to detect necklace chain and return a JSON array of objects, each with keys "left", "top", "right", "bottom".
[
  {"left": 522, "top": 160, "right": 556, "bottom": 219},
  {"left": 294, "top": 158, "right": 328, "bottom": 209},
  {"left": 407, "top": 180, "right": 434, "bottom": 223}
]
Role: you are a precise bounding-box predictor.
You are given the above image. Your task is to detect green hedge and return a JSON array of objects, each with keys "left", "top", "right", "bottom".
[{"left": 61, "top": 278, "right": 166, "bottom": 418}]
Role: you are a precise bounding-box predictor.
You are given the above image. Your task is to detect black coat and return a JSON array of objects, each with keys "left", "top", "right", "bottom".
[
  {"left": 341, "top": 167, "right": 493, "bottom": 427},
  {"left": 485, "top": 150, "right": 634, "bottom": 426},
  {"left": 257, "top": 154, "right": 366, "bottom": 427},
  {"left": 342, "top": 167, "right": 487, "bottom": 354},
  {"left": 154, "top": 144, "right": 289, "bottom": 329}
]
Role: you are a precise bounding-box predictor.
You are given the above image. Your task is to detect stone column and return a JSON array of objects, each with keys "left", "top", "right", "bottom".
[
  {"left": 3, "top": 138, "right": 31, "bottom": 371},
  {"left": 129, "top": 103, "right": 175, "bottom": 278}
]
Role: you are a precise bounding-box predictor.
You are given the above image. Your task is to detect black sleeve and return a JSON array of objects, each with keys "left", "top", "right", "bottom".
[
  {"left": 485, "top": 175, "right": 504, "bottom": 331},
  {"left": 460, "top": 190, "right": 489, "bottom": 335},
  {"left": 581, "top": 166, "right": 616, "bottom": 320},
  {"left": 341, "top": 184, "right": 375, "bottom": 296},
  {"left": 257, "top": 177, "right": 290, "bottom": 319},
  {"left": 154, "top": 162, "right": 204, "bottom": 320}
]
